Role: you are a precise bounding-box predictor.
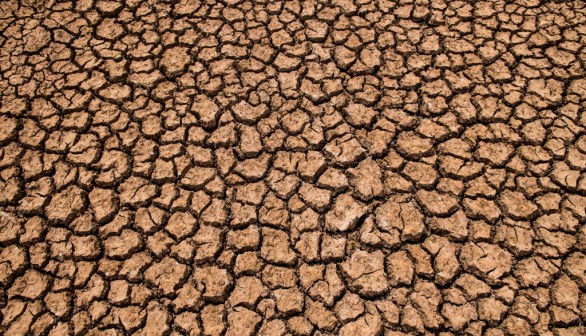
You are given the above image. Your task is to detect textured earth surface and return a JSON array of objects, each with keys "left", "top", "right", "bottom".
[{"left": 1, "top": 0, "right": 586, "bottom": 335}]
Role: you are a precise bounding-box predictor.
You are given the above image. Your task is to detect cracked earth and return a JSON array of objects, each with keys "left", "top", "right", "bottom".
[{"left": 1, "top": 0, "right": 586, "bottom": 335}]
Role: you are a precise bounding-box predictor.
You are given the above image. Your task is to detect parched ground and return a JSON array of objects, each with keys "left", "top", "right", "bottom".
[{"left": 0, "top": 0, "right": 586, "bottom": 335}]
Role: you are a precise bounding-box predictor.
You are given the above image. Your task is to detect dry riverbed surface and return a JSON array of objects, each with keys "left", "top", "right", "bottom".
[{"left": 1, "top": 0, "right": 586, "bottom": 335}]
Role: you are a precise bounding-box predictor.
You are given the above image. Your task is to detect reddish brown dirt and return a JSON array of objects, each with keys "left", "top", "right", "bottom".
[{"left": 1, "top": 0, "right": 586, "bottom": 335}]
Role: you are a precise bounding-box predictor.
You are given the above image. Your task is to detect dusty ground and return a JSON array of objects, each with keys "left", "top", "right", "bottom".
[{"left": 0, "top": 0, "right": 586, "bottom": 335}]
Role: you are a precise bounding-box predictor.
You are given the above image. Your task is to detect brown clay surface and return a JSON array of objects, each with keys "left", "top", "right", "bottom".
[{"left": 1, "top": 0, "right": 586, "bottom": 335}]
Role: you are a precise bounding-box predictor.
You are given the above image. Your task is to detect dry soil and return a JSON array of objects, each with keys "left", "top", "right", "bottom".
[{"left": 1, "top": 0, "right": 586, "bottom": 335}]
